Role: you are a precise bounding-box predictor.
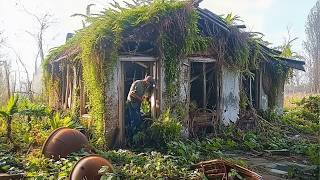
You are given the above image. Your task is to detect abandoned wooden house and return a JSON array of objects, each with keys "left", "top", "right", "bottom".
[{"left": 43, "top": 1, "right": 305, "bottom": 147}]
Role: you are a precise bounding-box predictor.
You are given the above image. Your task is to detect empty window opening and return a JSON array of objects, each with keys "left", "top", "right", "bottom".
[
  {"left": 190, "top": 62, "right": 217, "bottom": 110},
  {"left": 242, "top": 71, "right": 259, "bottom": 109},
  {"left": 189, "top": 62, "right": 218, "bottom": 136}
]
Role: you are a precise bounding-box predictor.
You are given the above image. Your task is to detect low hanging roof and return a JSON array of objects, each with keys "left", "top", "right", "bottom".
[
  {"left": 259, "top": 44, "right": 305, "bottom": 71},
  {"left": 196, "top": 7, "right": 305, "bottom": 71},
  {"left": 45, "top": 1, "right": 304, "bottom": 71}
]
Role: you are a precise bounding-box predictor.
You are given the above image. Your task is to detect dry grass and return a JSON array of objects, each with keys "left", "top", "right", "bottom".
[{"left": 284, "top": 93, "right": 316, "bottom": 110}]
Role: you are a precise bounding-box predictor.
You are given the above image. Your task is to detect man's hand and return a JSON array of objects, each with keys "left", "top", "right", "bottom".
[
  {"left": 142, "top": 96, "right": 150, "bottom": 102},
  {"left": 130, "top": 93, "right": 143, "bottom": 103}
]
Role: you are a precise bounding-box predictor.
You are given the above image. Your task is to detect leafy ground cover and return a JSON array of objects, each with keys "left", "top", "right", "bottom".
[{"left": 0, "top": 95, "right": 319, "bottom": 179}]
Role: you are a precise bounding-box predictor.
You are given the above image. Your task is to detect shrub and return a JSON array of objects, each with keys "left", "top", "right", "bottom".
[
  {"left": 147, "top": 109, "right": 182, "bottom": 148},
  {"left": 47, "top": 113, "right": 74, "bottom": 130},
  {"left": 282, "top": 95, "right": 320, "bottom": 135},
  {"left": 243, "top": 132, "right": 261, "bottom": 150},
  {"left": 24, "top": 150, "right": 88, "bottom": 179},
  {"left": 99, "top": 150, "right": 203, "bottom": 179},
  {"left": 167, "top": 140, "right": 200, "bottom": 164}
]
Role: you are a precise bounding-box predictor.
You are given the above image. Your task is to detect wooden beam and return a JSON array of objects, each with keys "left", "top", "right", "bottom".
[
  {"left": 134, "top": 62, "right": 148, "bottom": 69},
  {"left": 203, "top": 63, "right": 207, "bottom": 108},
  {"left": 189, "top": 57, "right": 216, "bottom": 63},
  {"left": 190, "top": 67, "right": 215, "bottom": 83},
  {"left": 119, "top": 56, "right": 157, "bottom": 62}
]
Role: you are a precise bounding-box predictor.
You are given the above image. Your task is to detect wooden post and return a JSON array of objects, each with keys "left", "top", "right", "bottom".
[
  {"left": 119, "top": 62, "right": 124, "bottom": 145},
  {"left": 256, "top": 70, "right": 261, "bottom": 109},
  {"left": 216, "top": 62, "right": 223, "bottom": 130},
  {"left": 61, "top": 63, "right": 66, "bottom": 108},
  {"left": 203, "top": 63, "right": 206, "bottom": 108},
  {"left": 249, "top": 76, "right": 252, "bottom": 106},
  {"left": 64, "top": 64, "right": 69, "bottom": 109}
]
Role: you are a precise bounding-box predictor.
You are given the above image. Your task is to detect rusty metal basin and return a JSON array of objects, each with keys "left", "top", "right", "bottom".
[
  {"left": 42, "top": 127, "right": 89, "bottom": 160},
  {"left": 69, "top": 155, "right": 113, "bottom": 180}
]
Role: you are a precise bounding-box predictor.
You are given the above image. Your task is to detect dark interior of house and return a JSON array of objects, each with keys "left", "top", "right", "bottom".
[
  {"left": 123, "top": 62, "right": 151, "bottom": 100},
  {"left": 190, "top": 62, "right": 217, "bottom": 111},
  {"left": 242, "top": 72, "right": 258, "bottom": 108}
]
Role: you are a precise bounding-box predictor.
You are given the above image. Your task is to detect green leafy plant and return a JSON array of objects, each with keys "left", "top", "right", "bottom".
[
  {"left": 243, "top": 132, "right": 261, "bottom": 150},
  {"left": 282, "top": 95, "right": 320, "bottom": 135},
  {"left": 223, "top": 13, "right": 242, "bottom": 25},
  {"left": 0, "top": 96, "right": 19, "bottom": 143},
  {"left": 148, "top": 108, "right": 182, "bottom": 148},
  {"left": 0, "top": 152, "right": 24, "bottom": 174},
  {"left": 99, "top": 149, "right": 203, "bottom": 179},
  {"left": 18, "top": 98, "right": 49, "bottom": 131},
  {"left": 140, "top": 98, "right": 151, "bottom": 115},
  {"left": 48, "top": 113, "right": 73, "bottom": 130},
  {"left": 228, "top": 169, "right": 245, "bottom": 180},
  {"left": 24, "top": 150, "right": 88, "bottom": 179},
  {"left": 167, "top": 140, "right": 200, "bottom": 164}
]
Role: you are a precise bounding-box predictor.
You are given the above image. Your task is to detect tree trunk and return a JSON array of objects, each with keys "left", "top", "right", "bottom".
[
  {"left": 305, "top": 1, "right": 320, "bottom": 93},
  {"left": 6, "top": 117, "right": 13, "bottom": 143},
  {"left": 4, "top": 62, "right": 10, "bottom": 101},
  {"left": 27, "top": 115, "right": 32, "bottom": 131}
]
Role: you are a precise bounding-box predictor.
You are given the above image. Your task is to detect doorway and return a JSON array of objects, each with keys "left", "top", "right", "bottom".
[{"left": 119, "top": 57, "right": 159, "bottom": 144}]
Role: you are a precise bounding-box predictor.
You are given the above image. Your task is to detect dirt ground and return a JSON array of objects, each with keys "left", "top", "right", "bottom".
[{"left": 225, "top": 150, "right": 317, "bottom": 180}]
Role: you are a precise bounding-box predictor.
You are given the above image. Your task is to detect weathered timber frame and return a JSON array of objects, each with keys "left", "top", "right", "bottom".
[{"left": 117, "top": 56, "right": 160, "bottom": 144}]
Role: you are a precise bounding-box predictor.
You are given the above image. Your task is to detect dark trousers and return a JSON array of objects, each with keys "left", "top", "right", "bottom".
[{"left": 125, "top": 102, "right": 141, "bottom": 142}]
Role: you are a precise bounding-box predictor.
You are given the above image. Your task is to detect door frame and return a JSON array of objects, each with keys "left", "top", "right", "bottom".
[{"left": 118, "top": 56, "right": 158, "bottom": 144}]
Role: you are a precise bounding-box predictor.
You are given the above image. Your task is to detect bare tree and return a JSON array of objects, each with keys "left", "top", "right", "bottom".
[
  {"left": 0, "top": 31, "right": 4, "bottom": 45},
  {"left": 304, "top": 1, "right": 320, "bottom": 93},
  {"left": 0, "top": 31, "right": 11, "bottom": 102},
  {"left": 0, "top": 61, "right": 11, "bottom": 101},
  {"left": 23, "top": 10, "right": 52, "bottom": 74},
  {"left": 71, "top": 4, "right": 95, "bottom": 28},
  {"left": 4, "top": 47, "right": 33, "bottom": 100}
]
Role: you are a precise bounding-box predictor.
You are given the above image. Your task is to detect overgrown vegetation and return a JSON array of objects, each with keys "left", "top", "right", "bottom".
[
  {"left": 282, "top": 95, "right": 320, "bottom": 134},
  {"left": 43, "top": 0, "right": 209, "bottom": 147},
  {"left": 0, "top": 1, "right": 317, "bottom": 179},
  {"left": 0, "top": 93, "right": 319, "bottom": 179},
  {"left": 43, "top": 0, "right": 295, "bottom": 146},
  {"left": 99, "top": 150, "right": 203, "bottom": 179}
]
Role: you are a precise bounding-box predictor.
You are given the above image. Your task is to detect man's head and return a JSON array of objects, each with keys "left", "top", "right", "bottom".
[{"left": 144, "top": 76, "right": 156, "bottom": 89}]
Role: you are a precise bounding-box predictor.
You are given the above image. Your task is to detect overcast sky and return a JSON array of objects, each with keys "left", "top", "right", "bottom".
[{"left": 0, "top": 0, "right": 317, "bottom": 76}]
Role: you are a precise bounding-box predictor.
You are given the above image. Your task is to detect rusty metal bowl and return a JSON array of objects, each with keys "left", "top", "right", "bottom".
[
  {"left": 42, "top": 127, "right": 90, "bottom": 160},
  {"left": 69, "top": 155, "right": 113, "bottom": 180}
]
